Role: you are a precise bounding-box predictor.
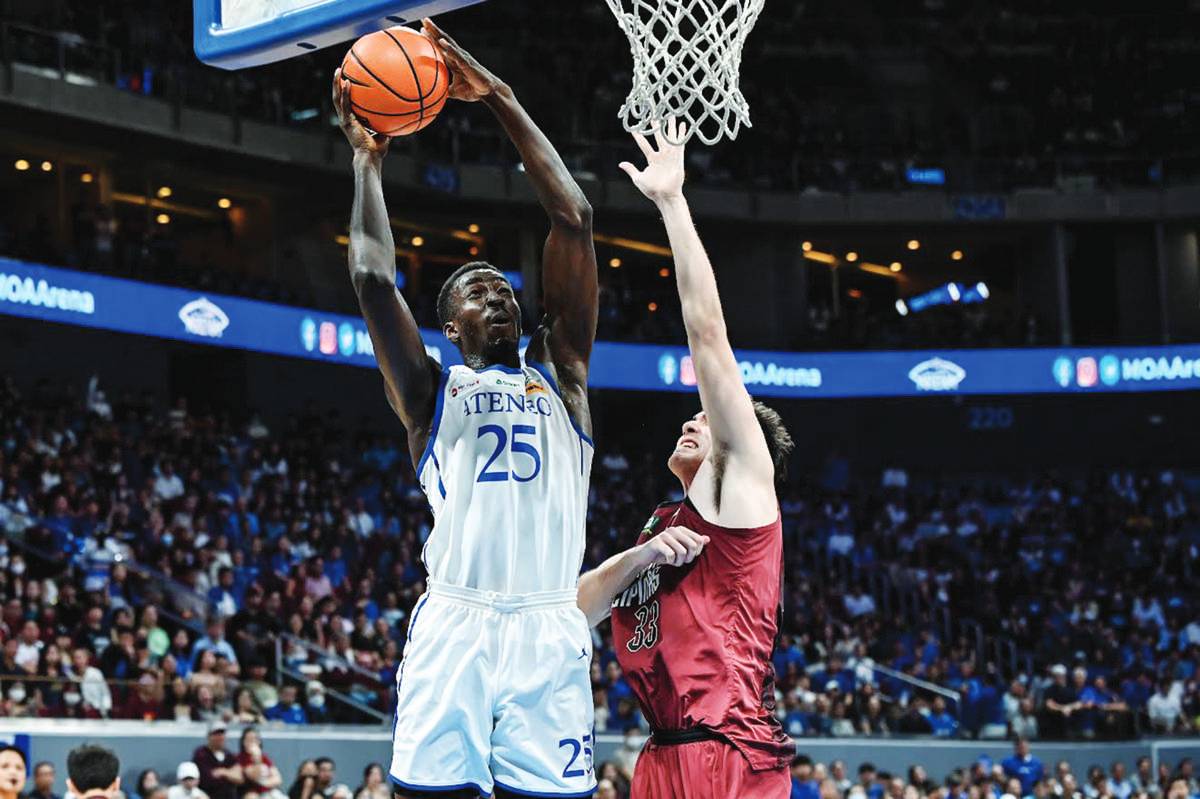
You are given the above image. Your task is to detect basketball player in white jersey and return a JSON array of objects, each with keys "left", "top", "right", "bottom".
[{"left": 334, "top": 20, "right": 598, "bottom": 799}]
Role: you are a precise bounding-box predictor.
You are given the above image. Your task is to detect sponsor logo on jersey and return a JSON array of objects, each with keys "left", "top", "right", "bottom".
[
  {"left": 178, "top": 297, "right": 229, "bottom": 338},
  {"left": 908, "top": 357, "right": 966, "bottom": 391},
  {"left": 450, "top": 378, "right": 480, "bottom": 398},
  {"left": 525, "top": 377, "right": 548, "bottom": 396}
]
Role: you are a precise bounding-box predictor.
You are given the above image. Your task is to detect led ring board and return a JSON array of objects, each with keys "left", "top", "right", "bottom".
[{"left": 194, "top": 0, "right": 485, "bottom": 69}]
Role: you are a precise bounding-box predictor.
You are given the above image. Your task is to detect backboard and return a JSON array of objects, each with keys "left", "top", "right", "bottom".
[{"left": 194, "top": 0, "right": 485, "bottom": 70}]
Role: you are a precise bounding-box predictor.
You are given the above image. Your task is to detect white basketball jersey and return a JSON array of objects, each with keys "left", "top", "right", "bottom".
[{"left": 416, "top": 360, "right": 594, "bottom": 594}]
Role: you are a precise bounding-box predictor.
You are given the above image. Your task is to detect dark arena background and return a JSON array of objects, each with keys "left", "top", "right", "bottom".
[{"left": 1, "top": 0, "right": 1200, "bottom": 798}]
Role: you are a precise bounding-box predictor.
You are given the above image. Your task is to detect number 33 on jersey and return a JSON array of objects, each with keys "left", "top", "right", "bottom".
[{"left": 417, "top": 361, "right": 594, "bottom": 594}]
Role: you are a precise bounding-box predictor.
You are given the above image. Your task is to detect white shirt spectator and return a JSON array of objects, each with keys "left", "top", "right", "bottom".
[
  {"left": 349, "top": 510, "right": 375, "bottom": 538},
  {"left": 67, "top": 663, "right": 113, "bottom": 717},
  {"left": 828, "top": 531, "right": 855, "bottom": 557},
  {"left": 155, "top": 471, "right": 185, "bottom": 501},
  {"left": 844, "top": 592, "right": 876, "bottom": 618},
  {"left": 1147, "top": 686, "right": 1182, "bottom": 730},
  {"left": 14, "top": 639, "right": 42, "bottom": 671},
  {"left": 1133, "top": 597, "right": 1165, "bottom": 630}
]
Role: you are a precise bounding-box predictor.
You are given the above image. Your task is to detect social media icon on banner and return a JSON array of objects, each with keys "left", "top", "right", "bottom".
[
  {"left": 1052, "top": 357, "right": 1073, "bottom": 388},
  {"left": 1100, "top": 355, "right": 1120, "bottom": 386},
  {"left": 338, "top": 323, "right": 355, "bottom": 356},
  {"left": 300, "top": 318, "right": 317, "bottom": 352},
  {"left": 1076, "top": 357, "right": 1098, "bottom": 388},
  {"left": 318, "top": 322, "right": 337, "bottom": 355},
  {"left": 658, "top": 354, "right": 677, "bottom": 386}
]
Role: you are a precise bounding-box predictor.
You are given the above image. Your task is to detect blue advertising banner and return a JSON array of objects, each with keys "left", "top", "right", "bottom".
[{"left": 3, "top": 257, "right": 1200, "bottom": 399}]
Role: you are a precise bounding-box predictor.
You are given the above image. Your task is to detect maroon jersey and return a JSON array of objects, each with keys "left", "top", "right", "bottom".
[{"left": 610, "top": 498, "right": 794, "bottom": 772}]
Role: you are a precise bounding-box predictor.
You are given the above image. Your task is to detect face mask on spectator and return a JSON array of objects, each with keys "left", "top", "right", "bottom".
[
  {"left": 10, "top": 560, "right": 24, "bottom": 576},
  {"left": 9, "top": 687, "right": 25, "bottom": 703},
  {"left": 162, "top": 533, "right": 174, "bottom": 546},
  {"left": 310, "top": 695, "right": 325, "bottom": 708},
  {"left": 64, "top": 691, "right": 81, "bottom": 706}
]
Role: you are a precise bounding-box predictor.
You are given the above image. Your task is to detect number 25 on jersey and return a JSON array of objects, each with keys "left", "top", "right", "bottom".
[{"left": 476, "top": 424, "right": 542, "bottom": 483}]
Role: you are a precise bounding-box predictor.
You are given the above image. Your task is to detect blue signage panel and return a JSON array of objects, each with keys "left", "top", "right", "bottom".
[{"left": 3, "top": 257, "right": 1199, "bottom": 399}]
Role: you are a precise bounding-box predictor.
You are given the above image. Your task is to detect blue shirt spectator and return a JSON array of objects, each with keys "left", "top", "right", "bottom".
[
  {"left": 1001, "top": 740, "right": 1044, "bottom": 796},
  {"left": 264, "top": 686, "right": 308, "bottom": 724}
]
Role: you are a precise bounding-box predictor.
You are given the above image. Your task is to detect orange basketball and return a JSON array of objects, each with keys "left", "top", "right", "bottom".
[{"left": 340, "top": 26, "right": 450, "bottom": 137}]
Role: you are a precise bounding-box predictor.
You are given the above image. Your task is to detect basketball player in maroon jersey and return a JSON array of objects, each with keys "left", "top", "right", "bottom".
[{"left": 578, "top": 118, "right": 795, "bottom": 798}]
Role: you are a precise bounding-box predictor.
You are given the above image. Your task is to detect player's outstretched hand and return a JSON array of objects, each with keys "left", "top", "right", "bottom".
[
  {"left": 422, "top": 18, "right": 506, "bottom": 103},
  {"left": 619, "top": 118, "right": 687, "bottom": 204},
  {"left": 333, "top": 69, "right": 390, "bottom": 157},
  {"left": 639, "top": 526, "right": 710, "bottom": 569}
]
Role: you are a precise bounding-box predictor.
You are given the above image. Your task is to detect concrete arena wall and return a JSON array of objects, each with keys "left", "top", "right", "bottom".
[{"left": 5, "top": 720, "right": 1200, "bottom": 793}]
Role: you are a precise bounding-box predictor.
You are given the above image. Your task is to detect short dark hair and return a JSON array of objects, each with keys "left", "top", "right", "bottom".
[
  {"left": 315, "top": 758, "right": 335, "bottom": 770},
  {"left": 752, "top": 401, "right": 794, "bottom": 486},
  {"left": 34, "top": 762, "right": 54, "bottom": 775},
  {"left": 793, "top": 755, "right": 813, "bottom": 768},
  {"left": 67, "top": 745, "right": 120, "bottom": 793},
  {"left": 0, "top": 746, "right": 26, "bottom": 769},
  {"left": 436, "top": 262, "right": 505, "bottom": 327}
]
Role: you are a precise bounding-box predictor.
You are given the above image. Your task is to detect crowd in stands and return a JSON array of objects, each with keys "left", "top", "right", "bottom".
[
  {"left": 0, "top": 376, "right": 1198, "bottom": 737},
  {"left": 4, "top": 1, "right": 1199, "bottom": 193},
  {"left": 8, "top": 733, "right": 1200, "bottom": 799}
]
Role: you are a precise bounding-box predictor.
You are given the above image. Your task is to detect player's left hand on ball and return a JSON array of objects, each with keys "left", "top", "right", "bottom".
[
  {"left": 643, "top": 526, "right": 710, "bottom": 568},
  {"left": 619, "top": 117, "right": 688, "bottom": 204},
  {"left": 421, "top": 18, "right": 506, "bottom": 102},
  {"left": 332, "top": 69, "right": 390, "bottom": 156}
]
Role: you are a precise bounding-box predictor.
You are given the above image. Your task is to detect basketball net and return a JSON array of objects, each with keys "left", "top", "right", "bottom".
[{"left": 604, "top": 0, "right": 765, "bottom": 146}]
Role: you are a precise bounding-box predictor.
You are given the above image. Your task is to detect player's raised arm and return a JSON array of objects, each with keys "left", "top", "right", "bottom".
[
  {"left": 424, "top": 19, "right": 599, "bottom": 434},
  {"left": 334, "top": 72, "right": 437, "bottom": 456},
  {"left": 619, "top": 120, "right": 775, "bottom": 502}
]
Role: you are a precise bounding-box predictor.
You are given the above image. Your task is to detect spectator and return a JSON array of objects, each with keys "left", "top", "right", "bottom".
[
  {"left": 1148, "top": 680, "right": 1184, "bottom": 733},
  {"left": 304, "top": 682, "right": 331, "bottom": 725},
  {"left": 192, "top": 721, "right": 243, "bottom": 799},
  {"left": 927, "top": 696, "right": 959, "bottom": 738},
  {"left": 166, "top": 764, "right": 208, "bottom": 799},
  {"left": 1043, "top": 665, "right": 1080, "bottom": 738},
  {"left": 1002, "top": 739, "right": 1045, "bottom": 797},
  {"left": 0, "top": 748, "right": 25, "bottom": 799},
  {"left": 191, "top": 619, "right": 239, "bottom": 674},
  {"left": 1108, "top": 762, "right": 1134, "bottom": 799},
  {"left": 264, "top": 685, "right": 307, "bottom": 725},
  {"left": 27, "top": 762, "right": 59, "bottom": 799},
  {"left": 311, "top": 760, "right": 347, "bottom": 799},
  {"left": 1130, "top": 758, "right": 1161, "bottom": 799},
  {"left": 351, "top": 766, "right": 387, "bottom": 799},
  {"left": 793, "top": 756, "right": 821, "bottom": 799},
  {"left": 121, "top": 673, "right": 164, "bottom": 720},
  {"left": 65, "top": 745, "right": 120, "bottom": 799},
  {"left": 235, "top": 728, "right": 283, "bottom": 799},
  {"left": 231, "top": 687, "right": 265, "bottom": 725},
  {"left": 134, "top": 770, "right": 160, "bottom": 799},
  {"left": 285, "top": 763, "right": 317, "bottom": 799},
  {"left": 66, "top": 647, "right": 112, "bottom": 718}
]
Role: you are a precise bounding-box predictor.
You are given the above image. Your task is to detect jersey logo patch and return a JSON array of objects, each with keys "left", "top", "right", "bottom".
[
  {"left": 526, "top": 378, "right": 548, "bottom": 397},
  {"left": 450, "top": 378, "right": 480, "bottom": 398},
  {"left": 642, "top": 513, "right": 664, "bottom": 536}
]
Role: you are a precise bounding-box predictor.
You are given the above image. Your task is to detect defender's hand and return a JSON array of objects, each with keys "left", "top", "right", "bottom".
[
  {"left": 619, "top": 118, "right": 687, "bottom": 204},
  {"left": 333, "top": 69, "right": 390, "bottom": 157},
  {"left": 638, "top": 526, "right": 710, "bottom": 569},
  {"left": 422, "top": 18, "right": 506, "bottom": 103}
]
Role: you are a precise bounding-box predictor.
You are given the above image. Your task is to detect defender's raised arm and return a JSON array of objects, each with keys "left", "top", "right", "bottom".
[
  {"left": 619, "top": 120, "right": 777, "bottom": 520},
  {"left": 334, "top": 72, "right": 437, "bottom": 461}
]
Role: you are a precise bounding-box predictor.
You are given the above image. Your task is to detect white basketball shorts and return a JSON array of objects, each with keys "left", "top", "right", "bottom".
[{"left": 389, "top": 581, "right": 596, "bottom": 798}]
